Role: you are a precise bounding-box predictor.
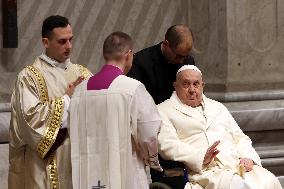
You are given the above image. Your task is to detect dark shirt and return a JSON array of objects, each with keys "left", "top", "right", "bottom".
[{"left": 127, "top": 42, "right": 195, "bottom": 104}]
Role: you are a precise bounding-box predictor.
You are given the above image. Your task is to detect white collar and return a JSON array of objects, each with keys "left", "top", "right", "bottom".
[
  {"left": 172, "top": 91, "right": 205, "bottom": 109},
  {"left": 39, "top": 53, "right": 70, "bottom": 69}
]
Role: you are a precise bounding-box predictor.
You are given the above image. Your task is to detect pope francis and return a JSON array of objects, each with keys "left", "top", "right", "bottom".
[{"left": 157, "top": 65, "right": 283, "bottom": 189}]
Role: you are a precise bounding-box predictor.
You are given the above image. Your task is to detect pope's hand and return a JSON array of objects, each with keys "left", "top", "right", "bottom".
[
  {"left": 203, "top": 140, "right": 220, "bottom": 165},
  {"left": 239, "top": 157, "right": 254, "bottom": 172}
]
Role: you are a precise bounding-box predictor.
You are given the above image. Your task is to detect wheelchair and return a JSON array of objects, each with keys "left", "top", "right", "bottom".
[{"left": 149, "top": 155, "right": 189, "bottom": 189}]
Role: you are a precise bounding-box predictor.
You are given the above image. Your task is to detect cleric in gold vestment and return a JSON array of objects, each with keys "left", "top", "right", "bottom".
[{"left": 8, "top": 15, "right": 92, "bottom": 189}]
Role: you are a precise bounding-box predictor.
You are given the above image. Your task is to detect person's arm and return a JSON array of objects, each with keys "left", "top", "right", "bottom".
[
  {"left": 131, "top": 85, "right": 163, "bottom": 171},
  {"left": 61, "top": 76, "right": 84, "bottom": 129},
  {"left": 13, "top": 68, "right": 82, "bottom": 159},
  {"left": 221, "top": 105, "right": 261, "bottom": 166},
  {"left": 157, "top": 109, "right": 208, "bottom": 173}
]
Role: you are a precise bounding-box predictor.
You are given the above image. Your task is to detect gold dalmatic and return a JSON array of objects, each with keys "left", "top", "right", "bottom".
[{"left": 27, "top": 65, "right": 61, "bottom": 188}]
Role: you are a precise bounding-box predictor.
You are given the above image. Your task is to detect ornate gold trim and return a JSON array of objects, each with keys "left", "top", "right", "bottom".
[
  {"left": 76, "top": 64, "right": 92, "bottom": 79},
  {"left": 37, "top": 98, "right": 64, "bottom": 159},
  {"left": 47, "top": 154, "right": 59, "bottom": 189},
  {"left": 27, "top": 65, "right": 49, "bottom": 102},
  {"left": 27, "top": 64, "right": 60, "bottom": 188}
]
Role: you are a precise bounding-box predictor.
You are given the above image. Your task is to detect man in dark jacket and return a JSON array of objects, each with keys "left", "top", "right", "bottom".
[
  {"left": 127, "top": 24, "right": 195, "bottom": 104},
  {"left": 127, "top": 24, "right": 195, "bottom": 189}
]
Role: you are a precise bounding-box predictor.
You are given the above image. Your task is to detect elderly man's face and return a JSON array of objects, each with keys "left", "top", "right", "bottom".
[{"left": 174, "top": 69, "right": 204, "bottom": 107}]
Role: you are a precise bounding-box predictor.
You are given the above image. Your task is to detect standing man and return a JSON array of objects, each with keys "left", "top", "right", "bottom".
[
  {"left": 128, "top": 24, "right": 195, "bottom": 187},
  {"left": 69, "top": 32, "right": 163, "bottom": 189},
  {"left": 127, "top": 24, "right": 195, "bottom": 104},
  {"left": 9, "top": 15, "right": 92, "bottom": 189}
]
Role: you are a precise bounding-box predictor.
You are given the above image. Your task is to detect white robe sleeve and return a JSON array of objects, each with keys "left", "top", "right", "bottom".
[
  {"left": 221, "top": 105, "right": 262, "bottom": 166},
  {"left": 131, "top": 85, "right": 163, "bottom": 171},
  {"left": 157, "top": 109, "right": 207, "bottom": 173}
]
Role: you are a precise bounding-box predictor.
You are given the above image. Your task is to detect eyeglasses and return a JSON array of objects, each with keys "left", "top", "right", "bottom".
[{"left": 170, "top": 47, "right": 189, "bottom": 60}]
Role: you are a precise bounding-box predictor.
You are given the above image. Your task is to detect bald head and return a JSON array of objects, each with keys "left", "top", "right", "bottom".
[
  {"left": 162, "top": 25, "right": 193, "bottom": 64},
  {"left": 165, "top": 24, "right": 193, "bottom": 51}
]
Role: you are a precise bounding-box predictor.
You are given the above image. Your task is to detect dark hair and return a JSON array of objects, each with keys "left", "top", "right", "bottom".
[
  {"left": 165, "top": 24, "right": 193, "bottom": 50},
  {"left": 103, "top": 32, "right": 133, "bottom": 60},
  {"left": 42, "top": 15, "right": 70, "bottom": 38}
]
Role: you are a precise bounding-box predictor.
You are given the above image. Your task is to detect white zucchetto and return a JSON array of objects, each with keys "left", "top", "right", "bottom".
[{"left": 176, "top": 65, "right": 202, "bottom": 75}]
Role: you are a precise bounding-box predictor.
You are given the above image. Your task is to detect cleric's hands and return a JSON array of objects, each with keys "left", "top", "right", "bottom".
[
  {"left": 145, "top": 153, "right": 163, "bottom": 172},
  {"left": 66, "top": 76, "right": 84, "bottom": 97}
]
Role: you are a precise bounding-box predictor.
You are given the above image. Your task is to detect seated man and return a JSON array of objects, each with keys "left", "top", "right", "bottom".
[{"left": 157, "top": 65, "right": 283, "bottom": 189}]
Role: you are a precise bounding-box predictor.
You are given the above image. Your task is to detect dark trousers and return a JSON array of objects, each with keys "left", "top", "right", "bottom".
[{"left": 151, "top": 169, "right": 185, "bottom": 189}]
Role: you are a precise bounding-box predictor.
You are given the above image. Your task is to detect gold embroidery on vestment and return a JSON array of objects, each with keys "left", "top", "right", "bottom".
[
  {"left": 37, "top": 98, "right": 64, "bottom": 158},
  {"left": 47, "top": 154, "right": 59, "bottom": 189},
  {"left": 76, "top": 64, "right": 92, "bottom": 79},
  {"left": 27, "top": 64, "right": 62, "bottom": 188},
  {"left": 27, "top": 65, "right": 49, "bottom": 102}
]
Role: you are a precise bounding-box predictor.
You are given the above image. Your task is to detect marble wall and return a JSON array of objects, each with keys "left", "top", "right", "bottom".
[
  {"left": 191, "top": 0, "right": 284, "bottom": 94},
  {"left": 0, "top": 0, "right": 191, "bottom": 103},
  {"left": 6, "top": 0, "right": 284, "bottom": 102},
  {"left": 227, "top": 0, "right": 284, "bottom": 92}
]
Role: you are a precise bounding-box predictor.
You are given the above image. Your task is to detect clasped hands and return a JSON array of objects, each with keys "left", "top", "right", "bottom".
[{"left": 203, "top": 140, "right": 254, "bottom": 172}]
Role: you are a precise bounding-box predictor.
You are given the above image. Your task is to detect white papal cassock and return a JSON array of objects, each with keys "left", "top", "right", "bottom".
[
  {"left": 158, "top": 92, "right": 283, "bottom": 189},
  {"left": 69, "top": 75, "right": 162, "bottom": 189}
]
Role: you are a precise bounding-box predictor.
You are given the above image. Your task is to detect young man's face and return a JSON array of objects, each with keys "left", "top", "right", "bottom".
[{"left": 43, "top": 24, "right": 73, "bottom": 63}]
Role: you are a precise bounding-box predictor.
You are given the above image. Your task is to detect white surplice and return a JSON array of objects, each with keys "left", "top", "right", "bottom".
[{"left": 69, "top": 75, "right": 162, "bottom": 189}]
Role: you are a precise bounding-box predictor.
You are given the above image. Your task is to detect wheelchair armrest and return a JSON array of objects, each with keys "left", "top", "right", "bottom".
[
  {"left": 150, "top": 154, "right": 189, "bottom": 188},
  {"left": 159, "top": 154, "right": 185, "bottom": 169}
]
